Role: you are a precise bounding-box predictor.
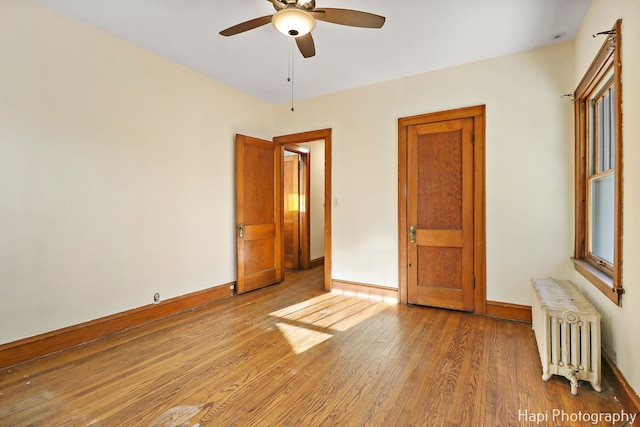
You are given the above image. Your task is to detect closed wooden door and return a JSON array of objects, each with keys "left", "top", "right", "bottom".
[
  {"left": 407, "top": 118, "right": 475, "bottom": 311},
  {"left": 283, "top": 154, "right": 300, "bottom": 269},
  {"left": 235, "top": 134, "right": 283, "bottom": 294}
]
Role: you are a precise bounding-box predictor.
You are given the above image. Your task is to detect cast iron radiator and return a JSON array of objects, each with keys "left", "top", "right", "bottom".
[{"left": 531, "top": 277, "right": 601, "bottom": 395}]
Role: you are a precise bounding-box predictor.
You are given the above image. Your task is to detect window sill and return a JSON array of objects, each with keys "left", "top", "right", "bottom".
[{"left": 571, "top": 257, "right": 622, "bottom": 306}]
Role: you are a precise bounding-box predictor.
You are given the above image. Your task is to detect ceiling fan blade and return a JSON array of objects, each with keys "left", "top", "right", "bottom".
[
  {"left": 296, "top": 33, "right": 316, "bottom": 58},
  {"left": 219, "top": 15, "right": 273, "bottom": 36},
  {"left": 312, "top": 8, "right": 385, "bottom": 28}
]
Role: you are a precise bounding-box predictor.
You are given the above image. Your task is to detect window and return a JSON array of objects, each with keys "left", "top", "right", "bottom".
[
  {"left": 589, "top": 76, "right": 615, "bottom": 267},
  {"left": 573, "top": 20, "right": 623, "bottom": 305}
]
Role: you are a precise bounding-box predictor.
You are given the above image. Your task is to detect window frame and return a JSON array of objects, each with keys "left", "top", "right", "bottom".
[{"left": 572, "top": 19, "right": 623, "bottom": 305}]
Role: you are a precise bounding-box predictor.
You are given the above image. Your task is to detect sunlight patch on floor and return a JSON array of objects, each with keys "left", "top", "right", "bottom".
[
  {"left": 270, "top": 291, "right": 395, "bottom": 354},
  {"left": 319, "top": 301, "right": 388, "bottom": 332},
  {"left": 330, "top": 288, "right": 398, "bottom": 304},
  {"left": 275, "top": 322, "right": 333, "bottom": 354},
  {"left": 269, "top": 293, "right": 339, "bottom": 319}
]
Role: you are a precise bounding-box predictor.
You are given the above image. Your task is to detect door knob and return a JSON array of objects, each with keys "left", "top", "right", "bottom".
[{"left": 409, "top": 225, "right": 416, "bottom": 243}]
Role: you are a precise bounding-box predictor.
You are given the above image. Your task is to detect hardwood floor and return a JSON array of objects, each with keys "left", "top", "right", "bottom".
[{"left": 0, "top": 267, "right": 627, "bottom": 426}]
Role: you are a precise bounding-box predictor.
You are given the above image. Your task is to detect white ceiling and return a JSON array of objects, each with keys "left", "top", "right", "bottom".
[{"left": 34, "top": 0, "right": 591, "bottom": 105}]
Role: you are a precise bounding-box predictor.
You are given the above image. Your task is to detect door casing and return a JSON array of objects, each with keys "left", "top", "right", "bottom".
[
  {"left": 275, "top": 129, "right": 332, "bottom": 291},
  {"left": 398, "top": 106, "right": 486, "bottom": 314}
]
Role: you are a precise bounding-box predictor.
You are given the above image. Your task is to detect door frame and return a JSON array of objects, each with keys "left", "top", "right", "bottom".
[
  {"left": 274, "top": 129, "right": 332, "bottom": 291},
  {"left": 283, "top": 145, "right": 311, "bottom": 270},
  {"left": 398, "top": 106, "right": 486, "bottom": 314}
]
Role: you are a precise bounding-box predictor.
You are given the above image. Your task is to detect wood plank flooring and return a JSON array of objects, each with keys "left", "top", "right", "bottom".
[{"left": 0, "top": 267, "right": 627, "bottom": 426}]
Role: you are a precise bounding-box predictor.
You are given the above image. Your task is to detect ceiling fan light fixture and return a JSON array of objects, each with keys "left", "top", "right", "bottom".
[{"left": 272, "top": 8, "right": 315, "bottom": 37}]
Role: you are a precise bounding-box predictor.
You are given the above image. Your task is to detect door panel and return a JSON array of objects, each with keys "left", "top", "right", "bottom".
[
  {"left": 417, "top": 246, "right": 462, "bottom": 289},
  {"left": 236, "top": 134, "right": 282, "bottom": 294},
  {"left": 408, "top": 118, "right": 474, "bottom": 311},
  {"left": 417, "top": 127, "right": 463, "bottom": 229}
]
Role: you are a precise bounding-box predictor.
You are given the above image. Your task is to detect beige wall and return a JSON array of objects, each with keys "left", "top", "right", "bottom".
[
  {"left": 274, "top": 41, "right": 576, "bottom": 300},
  {"left": 0, "top": 0, "right": 273, "bottom": 344},
  {"left": 571, "top": 0, "right": 640, "bottom": 398}
]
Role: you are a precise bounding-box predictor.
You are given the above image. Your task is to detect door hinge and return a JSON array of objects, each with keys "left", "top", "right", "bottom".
[
  {"left": 473, "top": 277, "right": 476, "bottom": 289},
  {"left": 298, "top": 160, "right": 302, "bottom": 171},
  {"left": 298, "top": 248, "right": 302, "bottom": 256},
  {"left": 472, "top": 131, "right": 475, "bottom": 145}
]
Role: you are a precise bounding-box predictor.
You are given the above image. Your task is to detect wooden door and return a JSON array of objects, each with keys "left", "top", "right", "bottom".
[
  {"left": 407, "top": 118, "right": 475, "bottom": 311},
  {"left": 235, "top": 134, "right": 283, "bottom": 294},
  {"left": 283, "top": 154, "right": 300, "bottom": 269}
]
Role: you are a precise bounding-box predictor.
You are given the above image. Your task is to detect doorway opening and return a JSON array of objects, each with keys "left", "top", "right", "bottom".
[
  {"left": 283, "top": 148, "right": 305, "bottom": 270},
  {"left": 275, "top": 129, "right": 332, "bottom": 291},
  {"left": 283, "top": 142, "right": 326, "bottom": 271}
]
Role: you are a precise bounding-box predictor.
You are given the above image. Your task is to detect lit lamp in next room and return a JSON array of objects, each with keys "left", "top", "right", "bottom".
[{"left": 287, "top": 193, "right": 299, "bottom": 213}]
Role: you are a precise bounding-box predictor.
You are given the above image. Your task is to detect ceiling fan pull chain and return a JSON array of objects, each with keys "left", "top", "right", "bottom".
[
  {"left": 287, "top": 40, "right": 292, "bottom": 83},
  {"left": 288, "top": 39, "right": 295, "bottom": 112}
]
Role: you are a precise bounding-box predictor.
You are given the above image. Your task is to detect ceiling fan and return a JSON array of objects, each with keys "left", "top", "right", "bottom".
[{"left": 219, "top": 0, "right": 386, "bottom": 58}]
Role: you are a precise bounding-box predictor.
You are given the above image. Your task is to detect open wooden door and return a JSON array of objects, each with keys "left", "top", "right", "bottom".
[{"left": 235, "top": 134, "right": 283, "bottom": 294}]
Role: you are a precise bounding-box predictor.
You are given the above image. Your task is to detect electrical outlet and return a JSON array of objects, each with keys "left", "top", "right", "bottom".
[{"left": 153, "top": 292, "right": 160, "bottom": 303}]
